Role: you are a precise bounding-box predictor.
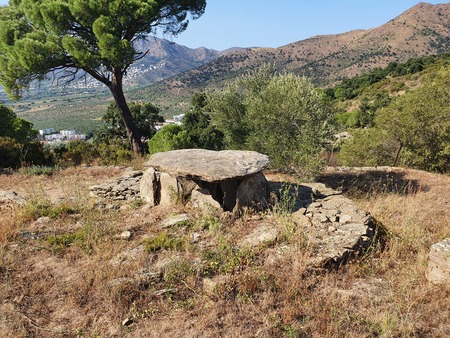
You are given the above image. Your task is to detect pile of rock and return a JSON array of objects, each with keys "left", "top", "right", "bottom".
[
  {"left": 140, "top": 149, "right": 270, "bottom": 212},
  {"left": 290, "top": 182, "right": 374, "bottom": 267},
  {"left": 89, "top": 170, "right": 143, "bottom": 200}
]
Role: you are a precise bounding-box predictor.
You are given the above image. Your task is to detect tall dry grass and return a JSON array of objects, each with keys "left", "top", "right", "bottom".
[{"left": 0, "top": 166, "right": 449, "bottom": 337}]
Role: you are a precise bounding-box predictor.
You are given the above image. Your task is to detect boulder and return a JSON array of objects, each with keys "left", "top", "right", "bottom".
[
  {"left": 426, "top": 238, "right": 450, "bottom": 284},
  {"left": 159, "top": 172, "right": 179, "bottom": 206},
  {"left": 235, "top": 172, "right": 269, "bottom": 211},
  {"left": 139, "top": 167, "right": 159, "bottom": 205},
  {"left": 190, "top": 188, "right": 222, "bottom": 211}
]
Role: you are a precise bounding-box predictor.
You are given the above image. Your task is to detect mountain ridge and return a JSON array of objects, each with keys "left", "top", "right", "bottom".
[{"left": 153, "top": 1, "right": 450, "bottom": 96}]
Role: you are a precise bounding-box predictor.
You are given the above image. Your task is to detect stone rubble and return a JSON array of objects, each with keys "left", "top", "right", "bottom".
[
  {"left": 290, "top": 182, "right": 374, "bottom": 267},
  {"left": 89, "top": 170, "right": 143, "bottom": 200}
]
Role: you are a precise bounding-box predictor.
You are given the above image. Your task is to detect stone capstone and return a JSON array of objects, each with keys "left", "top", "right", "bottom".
[
  {"left": 144, "top": 149, "right": 269, "bottom": 182},
  {"left": 426, "top": 238, "right": 450, "bottom": 284},
  {"left": 141, "top": 149, "right": 270, "bottom": 211}
]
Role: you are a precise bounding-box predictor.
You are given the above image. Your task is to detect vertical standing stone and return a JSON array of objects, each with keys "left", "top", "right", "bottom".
[
  {"left": 426, "top": 238, "right": 450, "bottom": 284},
  {"left": 159, "top": 172, "right": 179, "bottom": 206},
  {"left": 140, "top": 168, "right": 159, "bottom": 206},
  {"left": 235, "top": 172, "right": 269, "bottom": 211}
]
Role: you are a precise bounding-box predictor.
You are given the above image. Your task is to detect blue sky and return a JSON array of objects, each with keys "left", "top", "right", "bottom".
[{"left": 0, "top": 1, "right": 447, "bottom": 50}]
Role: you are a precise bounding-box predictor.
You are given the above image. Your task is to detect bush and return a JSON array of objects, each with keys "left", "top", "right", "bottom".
[
  {"left": 54, "top": 141, "right": 133, "bottom": 167},
  {"left": 338, "top": 129, "right": 399, "bottom": 167},
  {"left": 0, "top": 137, "right": 21, "bottom": 168},
  {"left": 148, "top": 124, "right": 186, "bottom": 155}
]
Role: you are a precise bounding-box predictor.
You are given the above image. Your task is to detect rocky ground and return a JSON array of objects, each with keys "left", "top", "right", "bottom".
[{"left": 0, "top": 165, "right": 449, "bottom": 337}]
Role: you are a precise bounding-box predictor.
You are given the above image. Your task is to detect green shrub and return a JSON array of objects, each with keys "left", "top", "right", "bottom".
[
  {"left": 18, "top": 165, "right": 58, "bottom": 176},
  {"left": 143, "top": 232, "right": 186, "bottom": 253},
  {"left": 0, "top": 137, "right": 21, "bottom": 168},
  {"left": 338, "top": 129, "right": 398, "bottom": 167},
  {"left": 148, "top": 124, "right": 186, "bottom": 155},
  {"left": 19, "top": 199, "right": 76, "bottom": 222},
  {"left": 55, "top": 141, "right": 133, "bottom": 166}
]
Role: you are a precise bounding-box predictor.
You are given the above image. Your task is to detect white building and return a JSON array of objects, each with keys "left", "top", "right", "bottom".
[{"left": 39, "top": 128, "right": 55, "bottom": 136}]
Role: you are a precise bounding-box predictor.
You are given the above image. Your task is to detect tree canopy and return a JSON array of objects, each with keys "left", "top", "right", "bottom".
[
  {"left": 207, "top": 66, "right": 335, "bottom": 177},
  {"left": 0, "top": 0, "right": 206, "bottom": 154},
  {"left": 98, "top": 101, "right": 164, "bottom": 144},
  {"left": 339, "top": 66, "right": 450, "bottom": 173}
]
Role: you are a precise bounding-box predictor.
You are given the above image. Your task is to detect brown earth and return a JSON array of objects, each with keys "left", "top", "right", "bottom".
[{"left": 0, "top": 165, "right": 449, "bottom": 337}]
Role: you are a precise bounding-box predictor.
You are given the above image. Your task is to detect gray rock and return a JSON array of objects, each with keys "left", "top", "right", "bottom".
[
  {"left": 159, "top": 172, "right": 179, "bottom": 206},
  {"left": 161, "top": 214, "right": 190, "bottom": 228},
  {"left": 115, "top": 230, "right": 132, "bottom": 240},
  {"left": 140, "top": 167, "right": 159, "bottom": 206},
  {"left": 235, "top": 172, "right": 269, "bottom": 211},
  {"left": 190, "top": 188, "right": 222, "bottom": 211},
  {"left": 0, "top": 190, "right": 26, "bottom": 205},
  {"left": 240, "top": 224, "right": 279, "bottom": 247},
  {"left": 144, "top": 149, "right": 269, "bottom": 182},
  {"left": 426, "top": 238, "right": 450, "bottom": 284}
]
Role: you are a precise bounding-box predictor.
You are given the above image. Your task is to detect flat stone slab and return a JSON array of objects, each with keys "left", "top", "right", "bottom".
[{"left": 144, "top": 149, "right": 269, "bottom": 182}]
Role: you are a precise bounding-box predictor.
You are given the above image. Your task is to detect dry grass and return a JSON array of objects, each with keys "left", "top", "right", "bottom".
[{"left": 0, "top": 166, "right": 449, "bottom": 337}]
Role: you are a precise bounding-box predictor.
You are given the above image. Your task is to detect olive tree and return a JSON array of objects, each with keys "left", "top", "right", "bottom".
[
  {"left": 0, "top": 0, "right": 206, "bottom": 154},
  {"left": 339, "top": 66, "right": 450, "bottom": 173},
  {"left": 208, "top": 66, "right": 335, "bottom": 177}
]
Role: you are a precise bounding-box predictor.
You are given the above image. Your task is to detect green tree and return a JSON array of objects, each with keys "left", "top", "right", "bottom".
[
  {"left": 180, "top": 92, "right": 224, "bottom": 150},
  {"left": 98, "top": 101, "right": 164, "bottom": 144},
  {"left": 148, "top": 123, "right": 186, "bottom": 155},
  {"left": 339, "top": 66, "right": 450, "bottom": 173},
  {"left": 0, "top": 0, "right": 206, "bottom": 154},
  {"left": 375, "top": 67, "right": 450, "bottom": 172},
  {"left": 208, "top": 66, "right": 334, "bottom": 177},
  {"left": 338, "top": 128, "right": 399, "bottom": 167},
  {"left": 0, "top": 103, "right": 37, "bottom": 142}
]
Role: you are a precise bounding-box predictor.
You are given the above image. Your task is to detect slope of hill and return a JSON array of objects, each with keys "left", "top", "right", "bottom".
[
  {"left": 1, "top": 165, "right": 449, "bottom": 336},
  {"left": 158, "top": 2, "right": 450, "bottom": 94}
]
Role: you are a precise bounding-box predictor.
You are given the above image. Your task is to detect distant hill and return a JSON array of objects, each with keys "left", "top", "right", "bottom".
[
  {"left": 57, "top": 37, "right": 220, "bottom": 90},
  {"left": 155, "top": 2, "right": 450, "bottom": 96},
  {"left": 5, "top": 2, "right": 450, "bottom": 132}
]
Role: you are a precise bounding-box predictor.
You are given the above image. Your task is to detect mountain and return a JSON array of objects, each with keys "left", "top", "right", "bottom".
[
  {"left": 155, "top": 2, "right": 450, "bottom": 95},
  {"left": 56, "top": 37, "right": 219, "bottom": 90}
]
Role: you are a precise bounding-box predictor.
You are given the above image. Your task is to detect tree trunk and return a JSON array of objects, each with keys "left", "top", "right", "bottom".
[
  {"left": 393, "top": 138, "right": 403, "bottom": 167},
  {"left": 109, "top": 72, "right": 144, "bottom": 155}
]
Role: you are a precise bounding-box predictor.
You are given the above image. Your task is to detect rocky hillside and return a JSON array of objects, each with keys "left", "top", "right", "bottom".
[
  {"left": 158, "top": 2, "right": 450, "bottom": 94},
  {"left": 125, "top": 38, "right": 219, "bottom": 86}
]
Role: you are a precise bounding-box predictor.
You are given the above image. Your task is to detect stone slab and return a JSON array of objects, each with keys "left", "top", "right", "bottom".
[{"left": 144, "top": 149, "right": 269, "bottom": 182}]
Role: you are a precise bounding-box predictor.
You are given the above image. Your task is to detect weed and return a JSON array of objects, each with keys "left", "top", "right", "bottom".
[
  {"left": 46, "top": 223, "right": 96, "bottom": 254},
  {"left": 192, "top": 214, "right": 221, "bottom": 231},
  {"left": 18, "top": 199, "right": 76, "bottom": 222},
  {"left": 164, "top": 258, "right": 197, "bottom": 283},
  {"left": 142, "top": 231, "right": 186, "bottom": 253},
  {"left": 273, "top": 182, "right": 299, "bottom": 216},
  {"left": 201, "top": 240, "right": 257, "bottom": 276},
  {"left": 18, "top": 165, "right": 60, "bottom": 176}
]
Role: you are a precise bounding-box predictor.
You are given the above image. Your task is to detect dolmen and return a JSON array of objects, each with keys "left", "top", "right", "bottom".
[{"left": 140, "top": 149, "right": 270, "bottom": 212}]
